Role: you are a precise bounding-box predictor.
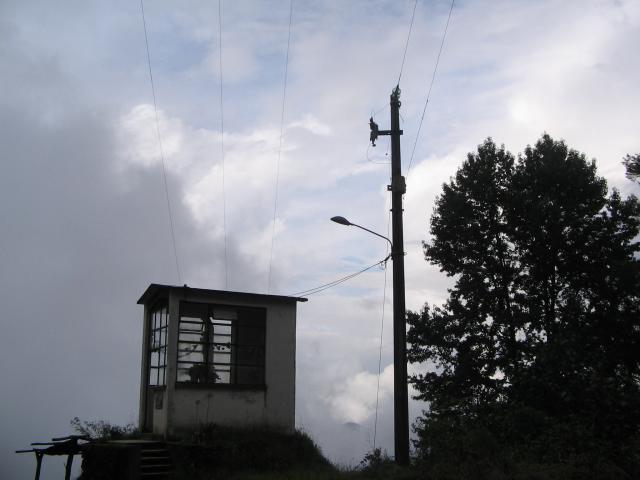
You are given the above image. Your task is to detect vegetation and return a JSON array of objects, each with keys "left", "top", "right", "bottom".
[
  {"left": 171, "top": 424, "right": 334, "bottom": 479},
  {"left": 408, "top": 134, "right": 640, "bottom": 479},
  {"left": 71, "top": 416, "right": 139, "bottom": 441},
  {"left": 624, "top": 153, "right": 640, "bottom": 182},
  {"left": 73, "top": 419, "right": 419, "bottom": 479},
  {"left": 171, "top": 425, "right": 418, "bottom": 479}
]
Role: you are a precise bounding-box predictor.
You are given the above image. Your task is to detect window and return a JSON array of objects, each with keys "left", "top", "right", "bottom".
[
  {"left": 177, "top": 301, "right": 265, "bottom": 386},
  {"left": 148, "top": 303, "right": 168, "bottom": 386}
]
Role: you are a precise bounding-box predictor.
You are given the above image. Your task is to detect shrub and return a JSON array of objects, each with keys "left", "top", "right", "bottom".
[{"left": 70, "top": 417, "right": 139, "bottom": 441}]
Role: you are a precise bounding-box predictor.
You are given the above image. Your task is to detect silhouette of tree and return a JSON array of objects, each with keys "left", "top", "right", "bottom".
[
  {"left": 623, "top": 153, "right": 640, "bottom": 182},
  {"left": 408, "top": 135, "right": 640, "bottom": 477}
]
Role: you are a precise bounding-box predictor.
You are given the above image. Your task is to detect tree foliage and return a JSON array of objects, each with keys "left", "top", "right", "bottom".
[
  {"left": 623, "top": 153, "right": 640, "bottom": 182},
  {"left": 408, "top": 135, "right": 640, "bottom": 478}
]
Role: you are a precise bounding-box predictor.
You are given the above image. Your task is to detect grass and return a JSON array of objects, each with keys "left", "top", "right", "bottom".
[
  {"left": 73, "top": 419, "right": 421, "bottom": 479},
  {"left": 168, "top": 425, "right": 420, "bottom": 480}
]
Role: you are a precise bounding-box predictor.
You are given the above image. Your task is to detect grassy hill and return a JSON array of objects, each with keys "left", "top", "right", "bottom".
[
  {"left": 73, "top": 420, "right": 419, "bottom": 479},
  {"left": 169, "top": 425, "right": 417, "bottom": 479}
]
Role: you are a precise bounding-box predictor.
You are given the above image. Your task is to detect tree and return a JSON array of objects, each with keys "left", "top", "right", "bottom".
[
  {"left": 623, "top": 153, "right": 640, "bottom": 182},
  {"left": 408, "top": 135, "right": 640, "bottom": 477}
]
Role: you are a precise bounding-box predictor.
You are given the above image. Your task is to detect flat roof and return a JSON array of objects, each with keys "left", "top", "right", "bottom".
[{"left": 137, "top": 283, "right": 308, "bottom": 306}]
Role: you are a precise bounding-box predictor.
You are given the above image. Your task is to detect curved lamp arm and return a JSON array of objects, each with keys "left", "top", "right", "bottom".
[{"left": 330, "top": 216, "right": 392, "bottom": 249}]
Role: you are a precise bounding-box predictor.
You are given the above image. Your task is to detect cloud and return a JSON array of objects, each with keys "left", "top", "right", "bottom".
[
  {"left": 1, "top": 1, "right": 640, "bottom": 478},
  {"left": 327, "top": 364, "right": 394, "bottom": 424}
]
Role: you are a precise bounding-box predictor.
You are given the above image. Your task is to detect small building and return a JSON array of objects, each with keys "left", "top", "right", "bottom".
[{"left": 137, "top": 284, "right": 306, "bottom": 437}]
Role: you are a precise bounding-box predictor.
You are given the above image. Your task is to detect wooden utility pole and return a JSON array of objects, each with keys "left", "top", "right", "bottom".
[{"left": 370, "top": 85, "right": 409, "bottom": 465}]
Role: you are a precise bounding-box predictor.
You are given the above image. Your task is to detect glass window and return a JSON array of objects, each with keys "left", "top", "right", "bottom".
[
  {"left": 177, "top": 301, "right": 266, "bottom": 386},
  {"left": 148, "top": 303, "right": 168, "bottom": 386}
]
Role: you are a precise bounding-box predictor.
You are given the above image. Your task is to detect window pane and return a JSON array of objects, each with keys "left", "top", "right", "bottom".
[
  {"left": 236, "top": 345, "right": 264, "bottom": 366},
  {"left": 211, "top": 308, "right": 237, "bottom": 321},
  {"left": 180, "top": 301, "right": 208, "bottom": 319},
  {"left": 178, "top": 350, "right": 204, "bottom": 363},
  {"left": 179, "top": 342, "right": 204, "bottom": 352},
  {"left": 212, "top": 344, "right": 231, "bottom": 354},
  {"left": 213, "top": 334, "right": 231, "bottom": 344},
  {"left": 212, "top": 318, "right": 232, "bottom": 326},
  {"left": 179, "top": 320, "right": 204, "bottom": 331},
  {"left": 150, "top": 351, "right": 160, "bottom": 368},
  {"left": 212, "top": 352, "right": 231, "bottom": 364},
  {"left": 236, "top": 366, "right": 264, "bottom": 385},
  {"left": 178, "top": 331, "right": 202, "bottom": 342},
  {"left": 177, "top": 368, "right": 192, "bottom": 383},
  {"left": 150, "top": 330, "right": 155, "bottom": 349},
  {"left": 238, "top": 326, "right": 265, "bottom": 345},
  {"left": 161, "top": 307, "right": 168, "bottom": 328},
  {"left": 214, "top": 368, "right": 231, "bottom": 384},
  {"left": 159, "top": 346, "right": 167, "bottom": 365},
  {"left": 212, "top": 324, "right": 232, "bottom": 335},
  {"left": 149, "top": 367, "right": 160, "bottom": 386},
  {"left": 237, "top": 307, "right": 266, "bottom": 327},
  {"left": 178, "top": 363, "right": 220, "bottom": 383}
]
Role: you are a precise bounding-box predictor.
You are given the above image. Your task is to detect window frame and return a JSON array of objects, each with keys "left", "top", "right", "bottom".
[
  {"left": 176, "top": 301, "right": 266, "bottom": 387},
  {"left": 148, "top": 301, "right": 168, "bottom": 387}
]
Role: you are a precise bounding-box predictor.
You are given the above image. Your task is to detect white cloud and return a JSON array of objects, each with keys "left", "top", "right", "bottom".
[
  {"left": 327, "top": 364, "right": 394, "bottom": 424},
  {"left": 2, "top": 1, "right": 640, "bottom": 477}
]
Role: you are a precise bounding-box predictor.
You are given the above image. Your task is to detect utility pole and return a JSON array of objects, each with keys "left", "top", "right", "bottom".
[{"left": 370, "top": 85, "right": 409, "bottom": 465}]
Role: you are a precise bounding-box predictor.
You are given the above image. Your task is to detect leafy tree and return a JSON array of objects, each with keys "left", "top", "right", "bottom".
[
  {"left": 623, "top": 153, "right": 640, "bottom": 182},
  {"left": 408, "top": 135, "right": 640, "bottom": 478}
]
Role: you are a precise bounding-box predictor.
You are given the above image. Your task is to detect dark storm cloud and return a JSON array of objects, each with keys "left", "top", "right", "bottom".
[{"left": 0, "top": 75, "right": 257, "bottom": 480}]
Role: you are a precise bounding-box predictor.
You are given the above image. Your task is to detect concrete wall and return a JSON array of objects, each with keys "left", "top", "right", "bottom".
[
  {"left": 171, "top": 389, "right": 267, "bottom": 431},
  {"left": 152, "top": 389, "right": 168, "bottom": 436},
  {"left": 147, "top": 290, "right": 298, "bottom": 436},
  {"left": 263, "top": 301, "right": 296, "bottom": 430}
]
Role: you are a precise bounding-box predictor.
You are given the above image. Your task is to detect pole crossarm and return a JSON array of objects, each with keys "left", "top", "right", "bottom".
[
  {"left": 377, "top": 129, "right": 403, "bottom": 136},
  {"left": 369, "top": 118, "right": 403, "bottom": 146}
]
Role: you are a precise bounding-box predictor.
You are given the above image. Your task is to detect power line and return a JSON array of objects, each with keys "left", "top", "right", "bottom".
[
  {"left": 218, "top": 0, "right": 229, "bottom": 289},
  {"left": 268, "top": 0, "right": 294, "bottom": 294},
  {"left": 366, "top": 140, "right": 391, "bottom": 165},
  {"left": 140, "top": 0, "right": 182, "bottom": 285},
  {"left": 397, "top": 0, "right": 419, "bottom": 86},
  {"left": 373, "top": 206, "right": 391, "bottom": 449},
  {"left": 406, "top": 0, "right": 455, "bottom": 175},
  {"left": 291, "top": 255, "right": 390, "bottom": 297}
]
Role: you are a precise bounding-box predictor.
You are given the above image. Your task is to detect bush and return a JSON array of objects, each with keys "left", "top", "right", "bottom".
[
  {"left": 170, "top": 424, "right": 334, "bottom": 479},
  {"left": 356, "top": 448, "right": 418, "bottom": 479},
  {"left": 412, "top": 406, "right": 639, "bottom": 480},
  {"left": 70, "top": 417, "right": 139, "bottom": 441}
]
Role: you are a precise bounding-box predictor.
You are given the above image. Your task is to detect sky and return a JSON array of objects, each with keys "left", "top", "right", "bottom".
[{"left": 1, "top": 0, "right": 639, "bottom": 477}]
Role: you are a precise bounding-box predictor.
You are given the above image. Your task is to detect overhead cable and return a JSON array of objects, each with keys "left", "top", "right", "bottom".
[
  {"left": 218, "top": 0, "right": 229, "bottom": 289},
  {"left": 397, "top": 0, "right": 419, "bottom": 86},
  {"left": 373, "top": 206, "right": 391, "bottom": 449},
  {"left": 268, "top": 0, "right": 294, "bottom": 294},
  {"left": 406, "top": 0, "right": 455, "bottom": 175},
  {"left": 140, "top": 0, "right": 182, "bottom": 285},
  {"left": 291, "top": 255, "right": 390, "bottom": 297}
]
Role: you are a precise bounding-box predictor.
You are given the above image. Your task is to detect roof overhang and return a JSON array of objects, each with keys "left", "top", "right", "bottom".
[{"left": 137, "top": 283, "right": 308, "bottom": 306}]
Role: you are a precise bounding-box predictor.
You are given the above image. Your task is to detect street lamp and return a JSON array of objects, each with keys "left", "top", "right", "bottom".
[
  {"left": 330, "top": 214, "right": 409, "bottom": 465},
  {"left": 330, "top": 216, "right": 392, "bottom": 249}
]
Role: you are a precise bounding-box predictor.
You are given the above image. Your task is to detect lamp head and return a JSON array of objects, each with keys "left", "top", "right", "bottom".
[{"left": 330, "top": 216, "right": 352, "bottom": 226}]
